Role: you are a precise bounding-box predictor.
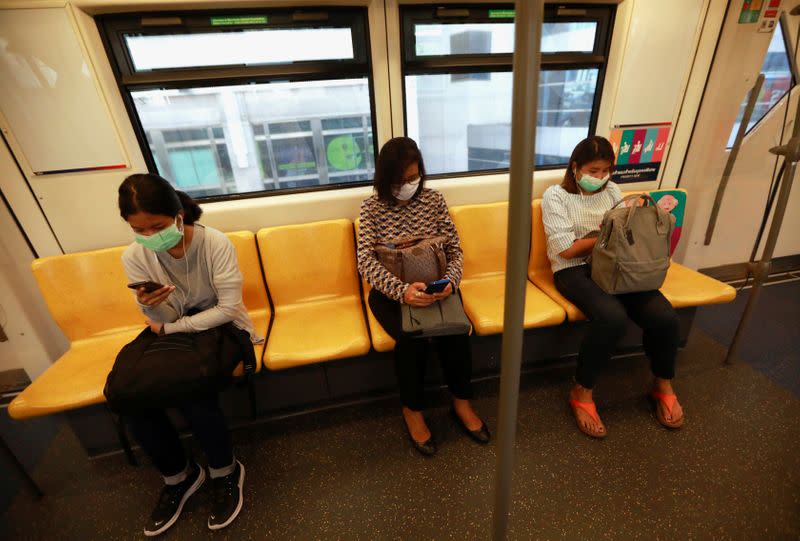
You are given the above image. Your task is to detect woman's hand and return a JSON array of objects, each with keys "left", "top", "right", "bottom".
[
  {"left": 432, "top": 282, "right": 453, "bottom": 301},
  {"left": 558, "top": 237, "right": 597, "bottom": 260},
  {"left": 403, "top": 282, "right": 436, "bottom": 307},
  {"left": 145, "top": 319, "right": 163, "bottom": 335},
  {"left": 137, "top": 284, "right": 175, "bottom": 307}
]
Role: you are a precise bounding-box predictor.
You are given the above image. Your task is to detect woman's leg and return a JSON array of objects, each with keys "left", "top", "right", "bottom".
[
  {"left": 369, "top": 289, "right": 431, "bottom": 443},
  {"left": 177, "top": 394, "right": 234, "bottom": 474},
  {"left": 617, "top": 290, "right": 684, "bottom": 424},
  {"left": 127, "top": 409, "right": 205, "bottom": 536},
  {"left": 433, "top": 334, "right": 482, "bottom": 431},
  {"left": 127, "top": 409, "right": 188, "bottom": 480},
  {"left": 177, "top": 395, "right": 243, "bottom": 530},
  {"left": 554, "top": 265, "right": 629, "bottom": 389},
  {"left": 554, "top": 265, "right": 628, "bottom": 436},
  {"left": 617, "top": 290, "right": 680, "bottom": 381}
]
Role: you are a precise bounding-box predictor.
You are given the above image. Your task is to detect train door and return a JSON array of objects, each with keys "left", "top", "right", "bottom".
[{"left": 677, "top": 2, "right": 800, "bottom": 273}]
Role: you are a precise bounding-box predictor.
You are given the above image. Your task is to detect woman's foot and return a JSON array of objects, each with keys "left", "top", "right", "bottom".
[
  {"left": 451, "top": 398, "right": 490, "bottom": 444},
  {"left": 402, "top": 407, "right": 436, "bottom": 456},
  {"left": 569, "top": 384, "right": 607, "bottom": 438},
  {"left": 144, "top": 462, "right": 205, "bottom": 537},
  {"left": 651, "top": 379, "right": 684, "bottom": 428},
  {"left": 452, "top": 398, "right": 483, "bottom": 431},
  {"left": 402, "top": 407, "right": 431, "bottom": 443}
]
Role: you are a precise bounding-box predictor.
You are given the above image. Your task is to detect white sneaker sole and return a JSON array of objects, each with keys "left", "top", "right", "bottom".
[
  {"left": 144, "top": 465, "right": 206, "bottom": 537},
  {"left": 207, "top": 461, "right": 245, "bottom": 531}
]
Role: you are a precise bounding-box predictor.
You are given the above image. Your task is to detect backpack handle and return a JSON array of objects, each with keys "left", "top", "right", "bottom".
[{"left": 611, "top": 193, "right": 662, "bottom": 231}]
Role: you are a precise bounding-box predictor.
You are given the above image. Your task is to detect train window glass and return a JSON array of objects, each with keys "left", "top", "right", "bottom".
[
  {"left": 401, "top": 5, "right": 613, "bottom": 176},
  {"left": 99, "top": 8, "right": 376, "bottom": 200},
  {"left": 413, "top": 21, "right": 596, "bottom": 57},
  {"left": 405, "top": 68, "right": 599, "bottom": 173},
  {"left": 727, "top": 22, "right": 794, "bottom": 147},
  {"left": 124, "top": 28, "right": 354, "bottom": 72}
]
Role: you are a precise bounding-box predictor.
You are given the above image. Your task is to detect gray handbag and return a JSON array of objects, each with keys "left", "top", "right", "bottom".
[
  {"left": 401, "top": 291, "right": 472, "bottom": 337},
  {"left": 590, "top": 193, "right": 675, "bottom": 294}
]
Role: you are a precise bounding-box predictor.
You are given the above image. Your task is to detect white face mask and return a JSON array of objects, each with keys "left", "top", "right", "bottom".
[{"left": 393, "top": 178, "right": 421, "bottom": 201}]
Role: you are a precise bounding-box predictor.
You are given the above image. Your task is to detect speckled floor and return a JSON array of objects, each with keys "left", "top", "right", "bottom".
[{"left": 1, "top": 327, "right": 799, "bottom": 540}]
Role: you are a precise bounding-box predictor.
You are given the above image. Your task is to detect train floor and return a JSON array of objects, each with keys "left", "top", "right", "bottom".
[{"left": 1, "top": 279, "right": 799, "bottom": 540}]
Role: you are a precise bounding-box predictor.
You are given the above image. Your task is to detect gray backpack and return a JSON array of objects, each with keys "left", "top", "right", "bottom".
[{"left": 590, "top": 194, "right": 675, "bottom": 294}]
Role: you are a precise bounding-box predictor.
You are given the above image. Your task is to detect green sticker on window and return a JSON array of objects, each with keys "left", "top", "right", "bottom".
[
  {"left": 488, "top": 9, "right": 515, "bottom": 19},
  {"left": 210, "top": 15, "right": 268, "bottom": 26},
  {"left": 327, "top": 135, "right": 363, "bottom": 171}
]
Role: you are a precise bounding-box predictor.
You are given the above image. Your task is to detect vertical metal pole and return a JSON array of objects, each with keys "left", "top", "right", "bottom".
[
  {"left": 704, "top": 74, "right": 765, "bottom": 245},
  {"left": 725, "top": 11, "right": 800, "bottom": 363},
  {"left": 492, "top": 1, "right": 542, "bottom": 539},
  {"left": 725, "top": 140, "right": 799, "bottom": 364}
]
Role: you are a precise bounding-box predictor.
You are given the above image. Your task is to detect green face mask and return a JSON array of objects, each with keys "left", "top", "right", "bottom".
[
  {"left": 134, "top": 217, "right": 183, "bottom": 252},
  {"left": 576, "top": 171, "right": 610, "bottom": 193}
]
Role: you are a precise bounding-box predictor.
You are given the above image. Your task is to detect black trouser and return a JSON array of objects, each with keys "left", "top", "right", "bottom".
[
  {"left": 553, "top": 265, "right": 679, "bottom": 389},
  {"left": 127, "top": 394, "right": 233, "bottom": 477},
  {"left": 368, "top": 289, "right": 473, "bottom": 411}
]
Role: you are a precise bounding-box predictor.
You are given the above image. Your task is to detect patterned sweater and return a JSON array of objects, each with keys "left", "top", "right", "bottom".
[{"left": 357, "top": 188, "right": 463, "bottom": 302}]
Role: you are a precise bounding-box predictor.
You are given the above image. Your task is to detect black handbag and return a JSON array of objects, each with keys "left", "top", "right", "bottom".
[{"left": 104, "top": 322, "right": 255, "bottom": 414}]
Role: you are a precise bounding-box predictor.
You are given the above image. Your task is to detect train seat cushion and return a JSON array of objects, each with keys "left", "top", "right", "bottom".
[
  {"left": 450, "top": 202, "right": 566, "bottom": 335},
  {"left": 257, "top": 219, "right": 371, "bottom": 369}
]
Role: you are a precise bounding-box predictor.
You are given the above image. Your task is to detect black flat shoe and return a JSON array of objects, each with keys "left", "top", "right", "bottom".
[
  {"left": 404, "top": 422, "right": 437, "bottom": 456},
  {"left": 450, "top": 409, "right": 491, "bottom": 444}
]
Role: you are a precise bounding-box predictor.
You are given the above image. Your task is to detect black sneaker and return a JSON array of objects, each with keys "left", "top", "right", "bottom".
[
  {"left": 144, "top": 463, "right": 205, "bottom": 537},
  {"left": 208, "top": 460, "right": 245, "bottom": 531}
]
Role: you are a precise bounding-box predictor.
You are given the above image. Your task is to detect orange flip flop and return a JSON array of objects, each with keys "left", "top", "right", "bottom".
[
  {"left": 569, "top": 399, "right": 607, "bottom": 439},
  {"left": 650, "top": 391, "right": 684, "bottom": 429}
]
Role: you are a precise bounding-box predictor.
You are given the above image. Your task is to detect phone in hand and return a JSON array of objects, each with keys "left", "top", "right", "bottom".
[
  {"left": 127, "top": 280, "right": 165, "bottom": 294},
  {"left": 424, "top": 279, "right": 450, "bottom": 295}
]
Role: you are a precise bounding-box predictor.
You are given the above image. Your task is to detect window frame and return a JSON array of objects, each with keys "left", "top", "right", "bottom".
[
  {"left": 98, "top": 7, "right": 379, "bottom": 203},
  {"left": 400, "top": 3, "right": 616, "bottom": 179},
  {"left": 727, "top": 19, "right": 797, "bottom": 148}
]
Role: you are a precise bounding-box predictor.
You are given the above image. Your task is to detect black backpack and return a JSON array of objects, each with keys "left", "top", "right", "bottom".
[{"left": 104, "top": 323, "right": 255, "bottom": 414}]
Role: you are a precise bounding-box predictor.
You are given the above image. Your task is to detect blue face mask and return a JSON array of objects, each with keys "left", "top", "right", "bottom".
[
  {"left": 576, "top": 171, "right": 610, "bottom": 193},
  {"left": 134, "top": 217, "right": 183, "bottom": 252}
]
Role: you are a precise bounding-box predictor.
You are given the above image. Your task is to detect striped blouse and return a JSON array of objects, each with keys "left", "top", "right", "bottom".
[
  {"left": 541, "top": 182, "right": 623, "bottom": 273},
  {"left": 357, "top": 188, "right": 463, "bottom": 302}
]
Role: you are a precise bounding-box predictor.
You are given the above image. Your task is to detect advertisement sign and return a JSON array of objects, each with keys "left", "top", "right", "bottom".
[
  {"left": 609, "top": 124, "right": 671, "bottom": 183},
  {"left": 739, "top": 0, "right": 764, "bottom": 24}
]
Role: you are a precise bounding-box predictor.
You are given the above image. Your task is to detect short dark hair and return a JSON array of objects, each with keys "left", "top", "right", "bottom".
[
  {"left": 561, "top": 136, "right": 616, "bottom": 194},
  {"left": 118, "top": 173, "right": 203, "bottom": 224},
  {"left": 373, "top": 137, "right": 426, "bottom": 204}
]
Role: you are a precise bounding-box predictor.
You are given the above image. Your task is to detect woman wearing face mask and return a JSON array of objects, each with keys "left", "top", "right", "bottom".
[
  {"left": 357, "top": 137, "right": 489, "bottom": 456},
  {"left": 118, "top": 173, "right": 259, "bottom": 536},
  {"left": 541, "top": 136, "right": 683, "bottom": 439}
]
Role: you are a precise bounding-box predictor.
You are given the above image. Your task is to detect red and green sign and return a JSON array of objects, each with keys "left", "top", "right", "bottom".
[
  {"left": 609, "top": 124, "right": 671, "bottom": 183},
  {"left": 739, "top": 0, "right": 764, "bottom": 24}
]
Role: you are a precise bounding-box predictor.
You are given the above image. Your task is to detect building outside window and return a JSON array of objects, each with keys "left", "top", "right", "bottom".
[
  {"left": 401, "top": 5, "right": 614, "bottom": 176},
  {"left": 100, "top": 9, "right": 376, "bottom": 199}
]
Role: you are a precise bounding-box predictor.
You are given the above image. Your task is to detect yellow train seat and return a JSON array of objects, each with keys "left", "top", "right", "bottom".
[
  {"left": 449, "top": 201, "right": 566, "bottom": 335},
  {"left": 257, "top": 219, "right": 371, "bottom": 369},
  {"left": 353, "top": 218, "right": 396, "bottom": 352}
]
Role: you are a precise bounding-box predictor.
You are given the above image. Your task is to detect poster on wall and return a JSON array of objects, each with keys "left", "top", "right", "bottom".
[
  {"left": 608, "top": 123, "right": 671, "bottom": 184},
  {"left": 738, "top": 0, "right": 764, "bottom": 24}
]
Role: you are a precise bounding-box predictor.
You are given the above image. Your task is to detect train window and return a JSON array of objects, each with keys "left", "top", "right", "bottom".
[
  {"left": 727, "top": 21, "right": 794, "bottom": 148},
  {"left": 99, "top": 9, "right": 376, "bottom": 200},
  {"left": 401, "top": 5, "right": 614, "bottom": 176}
]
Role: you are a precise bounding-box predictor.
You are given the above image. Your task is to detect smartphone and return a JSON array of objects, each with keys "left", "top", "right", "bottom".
[
  {"left": 127, "top": 280, "right": 165, "bottom": 293},
  {"left": 424, "top": 279, "right": 450, "bottom": 295}
]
